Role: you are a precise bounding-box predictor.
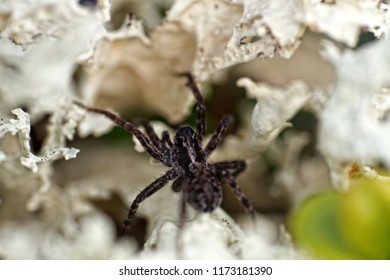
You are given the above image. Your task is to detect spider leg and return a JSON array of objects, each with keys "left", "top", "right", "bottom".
[
  {"left": 74, "top": 102, "right": 164, "bottom": 163},
  {"left": 205, "top": 115, "right": 233, "bottom": 156},
  {"left": 162, "top": 130, "right": 173, "bottom": 147},
  {"left": 135, "top": 117, "right": 168, "bottom": 152},
  {"left": 122, "top": 169, "right": 177, "bottom": 235},
  {"left": 213, "top": 160, "right": 246, "bottom": 176},
  {"left": 220, "top": 171, "right": 255, "bottom": 217},
  {"left": 178, "top": 179, "right": 189, "bottom": 232},
  {"left": 176, "top": 178, "right": 190, "bottom": 257},
  {"left": 171, "top": 176, "right": 184, "bottom": 192},
  {"left": 177, "top": 73, "right": 206, "bottom": 141}
]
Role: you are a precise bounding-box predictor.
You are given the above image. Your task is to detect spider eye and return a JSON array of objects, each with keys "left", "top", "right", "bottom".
[{"left": 175, "top": 126, "right": 196, "bottom": 145}]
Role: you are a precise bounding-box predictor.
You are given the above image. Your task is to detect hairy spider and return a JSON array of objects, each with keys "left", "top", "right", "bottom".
[{"left": 75, "top": 73, "right": 254, "bottom": 235}]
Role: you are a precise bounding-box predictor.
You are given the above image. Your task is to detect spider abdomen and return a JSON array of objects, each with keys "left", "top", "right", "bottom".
[{"left": 186, "top": 163, "right": 222, "bottom": 212}]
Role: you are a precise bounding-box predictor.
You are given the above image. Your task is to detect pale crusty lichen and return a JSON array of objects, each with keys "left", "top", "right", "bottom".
[
  {"left": 0, "top": 0, "right": 107, "bottom": 121},
  {"left": 0, "top": 108, "right": 79, "bottom": 173},
  {"left": 319, "top": 36, "right": 390, "bottom": 187},
  {"left": 81, "top": 0, "right": 389, "bottom": 125}
]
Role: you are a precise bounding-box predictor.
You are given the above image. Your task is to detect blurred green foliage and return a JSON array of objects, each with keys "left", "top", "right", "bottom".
[{"left": 290, "top": 178, "right": 390, "bottom": 259}]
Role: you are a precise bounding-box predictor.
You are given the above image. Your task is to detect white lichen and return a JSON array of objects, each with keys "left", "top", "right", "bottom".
[
  {"left": 239, "top": 78, "right": 312, "bottom": 145},
  {"left": 318, "top": 36, "right": 390, "bottom": 186},
  {"left": 303, "top": 0, "right": 386, "bottom": 46},
  {"left": 0, "top": 108, "right": 79, "bottom": 173}
]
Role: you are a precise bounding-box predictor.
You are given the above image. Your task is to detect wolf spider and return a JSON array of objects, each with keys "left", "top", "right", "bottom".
[{"left": 75, "top": 73, "right": 254, "bottom": 236}]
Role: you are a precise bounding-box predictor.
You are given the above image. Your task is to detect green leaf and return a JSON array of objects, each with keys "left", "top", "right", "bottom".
[
  {"left": 290, "top": 191, "right": 358, "bottom": 259},
  {"left": 290, "top": 179, "right": 390, "bottom": 259},
  {"left": 339, "top": 179, "right": 390, "bottom": 259}
]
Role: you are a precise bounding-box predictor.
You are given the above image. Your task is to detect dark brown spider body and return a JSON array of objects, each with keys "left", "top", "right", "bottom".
[
  {"left": 172, "top": 126, "right": 222, "bottom": 212},
  {"left": 186, "top": 163, "right": 222, "bottom": 212},
  {"left": 172, "top": 125, "right": 206, "bottom": 169},
  {"left": 75, "top": 73, "right": 254, "bottom": 236}
]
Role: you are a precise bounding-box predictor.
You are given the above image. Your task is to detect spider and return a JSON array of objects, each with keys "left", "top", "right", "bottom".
[{"left": 75, "top": 73, "right": 254, "bottom": 236}]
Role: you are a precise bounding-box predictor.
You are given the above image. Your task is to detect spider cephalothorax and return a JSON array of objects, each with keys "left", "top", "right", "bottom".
[{"left": 75, "top": 73, "right": 254, "bottom": 235}]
